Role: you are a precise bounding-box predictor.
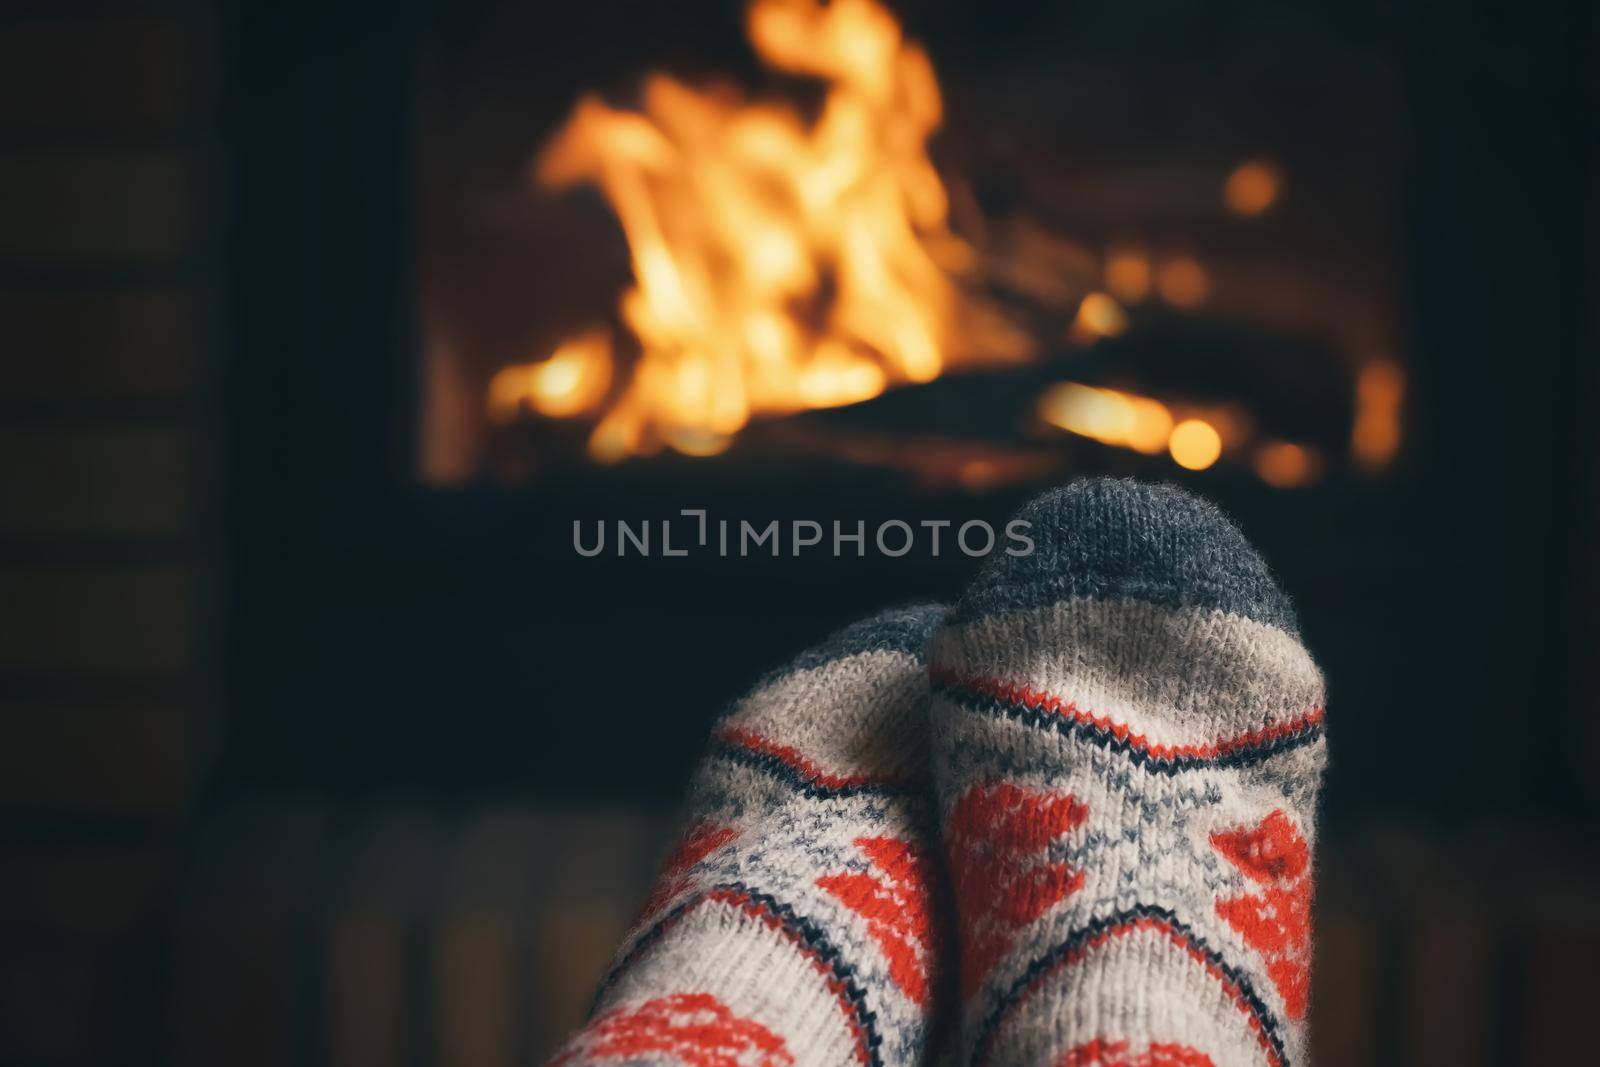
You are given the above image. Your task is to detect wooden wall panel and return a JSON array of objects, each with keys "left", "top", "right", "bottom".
[
  {"left": 0, "top": 289, "right": 198, "bottom": 402},
  {"left": 0, "top": 17, "right": 194, "bottom": 135},
  {"left": 0, "top": 427, "right": 189, "bottom": 538},
  {"left": 0, "top": 566, "right": 193, "bottom": 675},
  {"left": 0, "top": 153, "right": 195, "bottom": 263},
  {"left": 0, "top": 701, "right": 192, "bottom": 813}
]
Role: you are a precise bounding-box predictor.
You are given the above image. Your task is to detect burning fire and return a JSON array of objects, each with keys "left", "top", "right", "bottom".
[
  {"left": 479, "top": 4, "right": 1399, "bottom": 486},
  {"left": 506, "top": 0, "right": 1020, "bottom": 461}
]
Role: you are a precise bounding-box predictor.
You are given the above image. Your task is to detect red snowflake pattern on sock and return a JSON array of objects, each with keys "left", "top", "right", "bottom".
[
  {"left": 1209, "top": 809, "right": 1312, "bottom": 1019},
  {"left": 1055, "top": 1038, "right": 1216, "bottom": 1066},
  {"left": 816, "top": 835, "right": 943, "bottom": 1006},
  {"left": 946, "top": 783, "right": 1089, "bottom": 999},
  {"left": 553, "top": 992, "right": 794, "bottom": 1067},
  {"left": 636, "top": 822, "right": 738, "bottom": 926}
]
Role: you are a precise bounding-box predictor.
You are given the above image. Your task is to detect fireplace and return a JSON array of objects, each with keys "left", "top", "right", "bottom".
[
  {"left": 220, "top": 0, "right": 1592, "bottom": 831},
  {"left": 414, "top": 0, "right": 1404, "bottom": 495}
]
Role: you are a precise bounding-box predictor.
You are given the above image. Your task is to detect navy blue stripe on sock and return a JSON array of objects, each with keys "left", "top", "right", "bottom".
[
  {"left": 705, "top": 734, "right": 921, "bottom": 800},
  {"left": 594, "top": 882, "right": 885, "bottom": 1067},
  {"left": 933, "top": 675, "right": 1324, "bottom": 775},
  {"left": 969, "top": 903, "right": 1288, "bottom": 1067}
]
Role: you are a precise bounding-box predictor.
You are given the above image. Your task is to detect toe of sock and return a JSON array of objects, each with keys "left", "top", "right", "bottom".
[
  {"left": 956, "top": 478, "right": 1298, "bottom": 634},
  {"left": 780, "top": 602, "right": 948, "bottom": 673}
]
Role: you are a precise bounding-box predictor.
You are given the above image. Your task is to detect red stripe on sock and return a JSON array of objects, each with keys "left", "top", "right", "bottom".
[
  {"left": 712, "top": 725, "right": 913, "bottom": 791},
  {"left": 931, "top": 667, "right": 1324, "bottom": 763}
]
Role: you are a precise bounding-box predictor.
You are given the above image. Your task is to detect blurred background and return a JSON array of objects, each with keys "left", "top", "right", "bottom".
[{"left": 0, "top": 0, "right": 1595, "bottom": 1063}]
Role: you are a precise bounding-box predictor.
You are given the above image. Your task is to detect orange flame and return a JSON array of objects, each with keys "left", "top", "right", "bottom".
[
  {"left": 488, "top": 328, "right": 613, "bottom": 422},
  {"left": 531, "top": 0, "right": 1010, "bottom": 460}
]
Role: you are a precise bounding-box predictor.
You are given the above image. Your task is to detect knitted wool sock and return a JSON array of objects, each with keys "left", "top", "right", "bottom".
[
  {"left": 928, "top": 480, "right": 1327, "bottom": 1067},
  {"left": 552, "top": 605, "right": 952, "bottom": 1067}
]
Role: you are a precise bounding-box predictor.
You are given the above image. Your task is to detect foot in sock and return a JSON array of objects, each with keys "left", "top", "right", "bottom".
[
  {"left": 928, "top": 480, "right": 1327, "bottom": 1067},
  {"left": 553, "top": 605, "right": 952, "bottom": 1067}
]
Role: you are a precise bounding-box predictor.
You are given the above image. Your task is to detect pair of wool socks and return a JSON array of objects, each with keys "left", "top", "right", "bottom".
[{"left": 553, "top": 479, "right": 1328, "bottom": 1067}]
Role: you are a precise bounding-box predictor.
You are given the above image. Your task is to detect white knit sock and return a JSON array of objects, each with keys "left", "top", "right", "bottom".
[
  {"left": 553, "top": 606, "right": 952, "bottom": 1067},
  {"left": 929, "top": 481, "right": 1327, "bottom": 1067}
]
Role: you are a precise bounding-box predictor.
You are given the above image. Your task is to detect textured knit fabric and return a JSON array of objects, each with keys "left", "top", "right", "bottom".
[
  {"left": 552, "top": 605, "right": 952, "bottom": 1067},
  {"left": 928, "top": 480, "right": 1327, "bottom": 1067}
]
